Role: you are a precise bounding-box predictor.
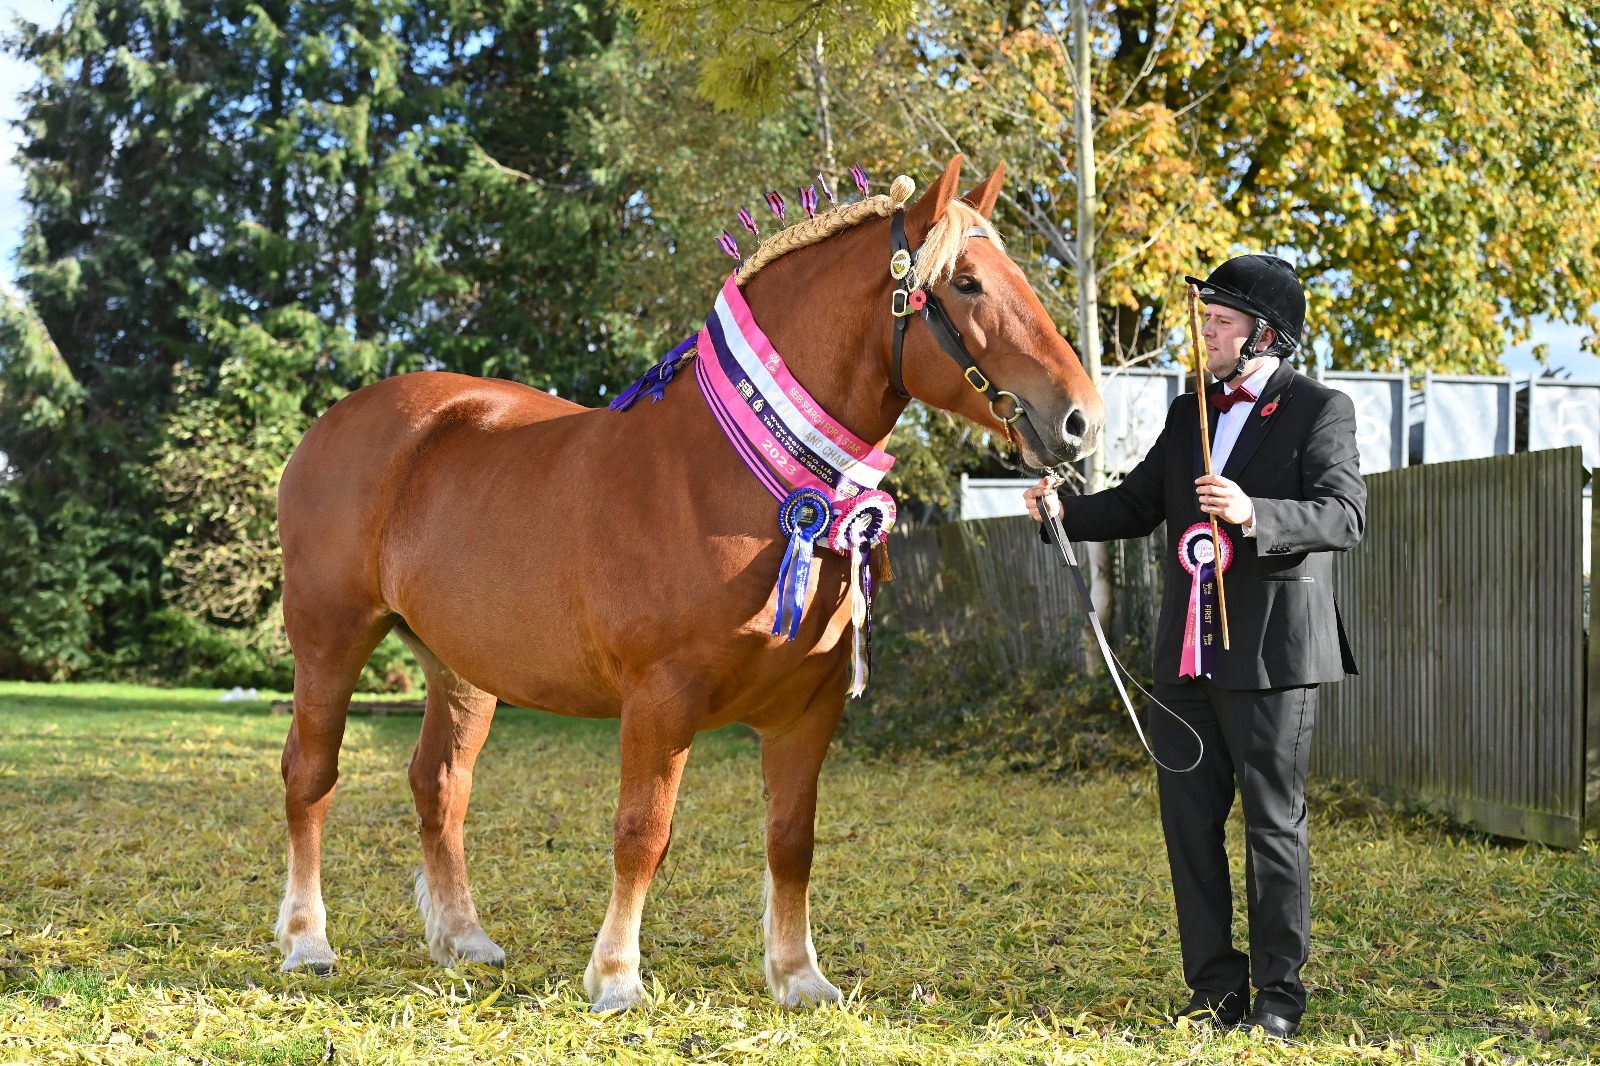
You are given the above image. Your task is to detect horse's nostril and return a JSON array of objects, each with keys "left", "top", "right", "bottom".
[{"left": 1063, "top": 408, "right": 1089, "bottom": 440}]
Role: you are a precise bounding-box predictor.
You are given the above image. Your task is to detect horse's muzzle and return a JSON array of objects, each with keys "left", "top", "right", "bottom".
[{"left": 1014, "top": 400, "right": 1101, "bottom": 473}]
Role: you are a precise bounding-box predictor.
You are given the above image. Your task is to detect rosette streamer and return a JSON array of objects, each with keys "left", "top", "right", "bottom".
[
  {"left": 716, "top": 230, "right": 740, "bottom": 260},
  {"left": 1176, "top": 522, "right": 1233, "bottom": 678},
  {"left": 799, "top": 185, "right": 819, "bottom": 219},
  {"left": 764, "top": 191, "right": 786, "bottom": 222},
  {"left": 607, "top": 334, "right": 698, "bottom": 411},
  {"left": 772, "top": 489, "right": 834, "bottom": 641},
  {"left": 849, "top": 165, "right": 869, "bottom": 196},
  {"left": 828, "top": 491, "right": 896, "bottom": 696},
  {"left": 737, "top": 205, "right": 758, "bottom": 237}
]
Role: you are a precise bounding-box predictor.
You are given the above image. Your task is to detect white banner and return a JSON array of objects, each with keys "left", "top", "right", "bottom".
[
  {"left": 1097, "top": 367, "right": 1184, "bottom": 480},
  {"left": 1526, "top": 378, "right": 1600, "bottom": 469},
  {"left": 1423, "top": 374, "right": 1515, "bottom": 463},
  {"left": 1323, "top": 372, "right": 1408, "bottom": 472}
]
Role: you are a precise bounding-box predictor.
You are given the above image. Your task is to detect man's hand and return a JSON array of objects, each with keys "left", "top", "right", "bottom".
[
  {"left": 1195, "top": 474, "right": 1254, "bottom": 526},
  {"left": 1024, "top": 477, "right": 1062, "bottom": 522}
]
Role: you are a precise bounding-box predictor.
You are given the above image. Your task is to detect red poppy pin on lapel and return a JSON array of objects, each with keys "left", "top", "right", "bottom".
[{"left": 1259, "top": 395, "right": 1280, "bottom": 418}]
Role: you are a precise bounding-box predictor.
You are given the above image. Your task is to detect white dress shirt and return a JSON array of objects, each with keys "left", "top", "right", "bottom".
[{"left": 1210, "top": 356, "right": 1279, "bottom": 537}]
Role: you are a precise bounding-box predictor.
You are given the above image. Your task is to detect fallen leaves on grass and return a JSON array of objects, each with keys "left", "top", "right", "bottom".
[{"left": 0, "top": 681, "right": 1597, "bottom": 1064}]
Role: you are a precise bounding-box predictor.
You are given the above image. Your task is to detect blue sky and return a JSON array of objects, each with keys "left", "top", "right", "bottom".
[{"left": 3, "top": 0, "right": 1597, "bottom": 379}]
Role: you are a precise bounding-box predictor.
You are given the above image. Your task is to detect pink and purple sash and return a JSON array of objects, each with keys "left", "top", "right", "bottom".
[
  {"left": 612, "top": 274, "right": 897, "bottom": 693},
  {"left": 694, "top": 275, "right": 894, "bottom": 507}
]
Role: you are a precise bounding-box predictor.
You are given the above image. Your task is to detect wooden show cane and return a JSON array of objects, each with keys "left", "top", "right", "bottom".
[{"left": 1186, "top": 283, "right": 1231, "bottom": 650}]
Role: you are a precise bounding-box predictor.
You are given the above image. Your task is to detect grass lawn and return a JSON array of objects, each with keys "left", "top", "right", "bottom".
[{"left": 0, "top": 681, "right": 1596, "bottom": 1064}]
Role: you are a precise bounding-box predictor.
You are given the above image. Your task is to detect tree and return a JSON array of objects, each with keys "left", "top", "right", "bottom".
[
  {"left": 0, "top": 0, "right": 693, "bottom": 678},
  {"left": 849, "top": 0, "right": 1600, "bottom": 373}
]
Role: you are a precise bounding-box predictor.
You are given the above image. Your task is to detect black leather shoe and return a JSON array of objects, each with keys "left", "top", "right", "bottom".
[
  {"left": 1166, "top": 991, "right": 1248, "bottom": 1028},
  {"left": 1235, "top": 1008, "right": 1299, "bottom": 1040}
]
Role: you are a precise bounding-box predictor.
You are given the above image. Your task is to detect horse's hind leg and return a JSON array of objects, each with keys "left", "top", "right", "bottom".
[
  {"left": 397, "top": 631, "right": 504, "bottom": 967},
  {"left": 759, "top": 692, "right": 845, "bottom": 1007},
  {"left": 277, "top": 604, "right": 391, "bottom": 974}
]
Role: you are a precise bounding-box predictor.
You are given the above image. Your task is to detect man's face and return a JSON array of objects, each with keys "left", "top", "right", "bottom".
[{"left": 1199, "top": 305, "right": 1270, "bottom": 379}]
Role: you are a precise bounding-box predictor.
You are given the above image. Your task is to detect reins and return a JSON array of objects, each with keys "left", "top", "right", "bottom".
[{"left": 1042, "top": 491, "right": 1204, "bottom": 774}]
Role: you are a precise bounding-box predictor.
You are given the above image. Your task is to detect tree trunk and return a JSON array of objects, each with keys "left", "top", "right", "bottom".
[{"left": 1074, "top": 0, "right": 1115, "bottom": 646}]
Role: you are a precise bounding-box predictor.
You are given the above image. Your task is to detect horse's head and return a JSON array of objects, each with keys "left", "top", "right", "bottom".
[{"left": 893, "top": 155, "right": 1104, "bottom": 474}]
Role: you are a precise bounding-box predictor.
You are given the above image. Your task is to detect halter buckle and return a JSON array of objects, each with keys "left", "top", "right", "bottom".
[
  {"left": 964, "top": 366, "right": 990, "bottom": 392},
  {"left": 891, "top": 289, "right": 918, "bottom": 318}
]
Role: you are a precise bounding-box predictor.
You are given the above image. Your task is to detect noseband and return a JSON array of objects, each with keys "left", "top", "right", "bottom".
[{"left": 887, "top": 213, "right": 1022, "bottom": 428}]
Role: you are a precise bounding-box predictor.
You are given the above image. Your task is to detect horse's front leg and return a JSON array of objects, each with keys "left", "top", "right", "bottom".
[
  {"left": 760, "top": 693, "right": 845, "bottom": 1008},
  {"left": 584, "top": 681, "right": 700, "bottom": 1012}
]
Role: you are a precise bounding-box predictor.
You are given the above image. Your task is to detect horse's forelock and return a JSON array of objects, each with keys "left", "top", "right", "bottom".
[{"left": 914, "top": 200, "right": 1004, "bottom": 287}]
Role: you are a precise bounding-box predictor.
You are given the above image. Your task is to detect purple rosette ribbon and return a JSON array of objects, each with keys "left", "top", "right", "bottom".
[
  {"left": 849, "top": 165, "right": 868, "bottom": 197},
  {"left": 827, "top": 490, "right": 897, "bottom": 696},
  {"left": 737, "top": 205, "right": 758, "bottom": 237},
  {"left": 799, "top": 185, "right": 819, "bottom": 219},
  {"left": 608, "top": 334, "right": 699, "bottom": 411},
  {"left": 819, "top": 173, "right": 836, "bottom": 205},
  {"left": 771, "top": 488, "right": 834, "bottom": 641},
  {"left": 764, "top": 191, "right": 786, "bottom": 222},
  {"left": 716, "top": 230, "right": 740, "bottom": 260},
  {"left": 1177, "top": 522, "right": 1233, "bottom": 679}
]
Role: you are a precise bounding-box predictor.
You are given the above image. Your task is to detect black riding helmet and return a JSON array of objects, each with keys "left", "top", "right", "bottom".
[{"left": 1185, "top": 254, "right": 1305, "bottom": 382}]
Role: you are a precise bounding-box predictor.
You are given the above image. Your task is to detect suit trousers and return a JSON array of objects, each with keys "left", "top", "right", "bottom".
[{"left": 1150, "top": 679, "right": 1318, "bottom": 1020}]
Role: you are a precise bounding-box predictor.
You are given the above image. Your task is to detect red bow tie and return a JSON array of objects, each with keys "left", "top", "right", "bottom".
[{"left": 1210, "top": 384, "right": 1257, "bottom": 414}]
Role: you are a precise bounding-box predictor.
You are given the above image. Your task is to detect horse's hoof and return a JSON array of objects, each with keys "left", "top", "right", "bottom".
[
  {"left": 429, "top": 932, "right": 506, "bottom": 968},
  {"left": 774, "top": 970, "right": 842, "bottom": 1009},
  {"left": 280, "top": 938, "right": 337, "bottom": 975},
  {"left": 447, "top": 928, "right": 506, "bottom": 968},
  {"left": 589, "top": 982, "right": 645, "bottom": 1014}
]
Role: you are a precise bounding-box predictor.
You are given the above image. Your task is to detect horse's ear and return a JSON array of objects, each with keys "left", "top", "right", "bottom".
[
  {"left": 960, "top": 162, "right": 1004, "bottom": 219},
  {"left": 904, "top": 154, "right": 964, "bottom": 244}
]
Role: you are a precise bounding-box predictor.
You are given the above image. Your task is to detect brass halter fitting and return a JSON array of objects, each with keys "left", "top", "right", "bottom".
[{"left": 989, "top": 389, "right": 1023, "bottom": 426}]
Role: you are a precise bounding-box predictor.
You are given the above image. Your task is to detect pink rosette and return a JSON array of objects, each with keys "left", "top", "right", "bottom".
[{"left": 827, "top": 490, "right": 897, "bottom": 555}]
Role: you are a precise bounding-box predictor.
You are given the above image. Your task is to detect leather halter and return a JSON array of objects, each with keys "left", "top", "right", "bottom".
[{"left": 888, "top": 213, "right": 1022, "bottom": 426}]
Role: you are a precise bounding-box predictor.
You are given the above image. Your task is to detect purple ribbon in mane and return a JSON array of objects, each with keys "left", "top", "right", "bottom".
[{"left": 607, "top": 334, "right": 699, "bottom": 412}]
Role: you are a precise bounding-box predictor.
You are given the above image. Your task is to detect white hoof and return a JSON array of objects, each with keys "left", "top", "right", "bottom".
[
  {"left": 770, "top": 967, "right": 842, "bottom": 1009},
  {"left": 584, "top": 956, "right": 645, "bottom": 1013},
  {"left": 447, "top": 927, "right": 506, "bottom": 968},
  {"left": 587, "top": 977, "right": 646, "bottom": 1014},
  {"left": 279, "top": 936, "right": 337, "bottom": 976},
  {"left": 414, "top": 869, "right": 504, "bottom": 967}
]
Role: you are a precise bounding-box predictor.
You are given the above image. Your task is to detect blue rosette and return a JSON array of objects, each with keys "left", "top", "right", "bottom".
[{"left": 771, "top": 488, "right": 835, "bottom": 641}]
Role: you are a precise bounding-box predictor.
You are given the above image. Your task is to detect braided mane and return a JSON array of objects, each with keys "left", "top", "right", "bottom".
[{"left": 735, "top": 174, "right": 1003, "bottom": 289}]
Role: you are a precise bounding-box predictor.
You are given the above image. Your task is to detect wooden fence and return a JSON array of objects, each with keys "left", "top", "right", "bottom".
[
  {"left": 1318, "top": 447, "right": 1592, "bottom": 846},
  {"left": 879, "top": 447, "right": 1596, "bottom": 847}
]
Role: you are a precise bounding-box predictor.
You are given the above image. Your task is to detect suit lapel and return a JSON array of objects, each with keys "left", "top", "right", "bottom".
[{"left": 1221, "top": 362, "right": 1298, "bottom": 480}]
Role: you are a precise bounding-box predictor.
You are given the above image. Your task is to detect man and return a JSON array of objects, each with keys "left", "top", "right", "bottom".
[{"left": 1024, "top": 254, "right": 1365, "bottom": 1039}]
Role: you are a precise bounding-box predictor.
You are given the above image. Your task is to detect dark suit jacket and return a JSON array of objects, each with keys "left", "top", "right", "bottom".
[{"left": 1047, "top": 361, "right": 1366, "bottom": 690}]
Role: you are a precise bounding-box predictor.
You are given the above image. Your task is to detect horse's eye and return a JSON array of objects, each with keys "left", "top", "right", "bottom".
[{"left": 953, "top": 274, "right": 982, "bottom": 295}]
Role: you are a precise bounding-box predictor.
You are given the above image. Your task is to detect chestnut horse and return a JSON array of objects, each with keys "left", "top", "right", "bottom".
[{"left": 273, "top": 155, "right": 1104, "bottom": 1010}]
